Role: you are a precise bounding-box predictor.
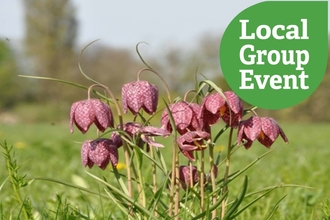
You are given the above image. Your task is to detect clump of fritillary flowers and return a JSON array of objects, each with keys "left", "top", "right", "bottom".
[{"left": 69, "top": 60, "right": 288, "bottom": 218}]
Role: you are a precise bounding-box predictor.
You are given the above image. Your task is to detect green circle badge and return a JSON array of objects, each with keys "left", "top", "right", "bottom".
[{"left": 220, "top": 1, "right": 328, "bottom": 109}]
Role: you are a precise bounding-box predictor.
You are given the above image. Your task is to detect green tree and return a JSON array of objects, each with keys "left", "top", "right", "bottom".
[
  {"left": 0, "top": 40, "right": 21, "bottom": 109},
  {"left": 23, "top": 0, "right": 78, "bottom": 101}
]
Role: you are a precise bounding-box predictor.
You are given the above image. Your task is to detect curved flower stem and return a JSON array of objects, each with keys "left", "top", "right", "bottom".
[
  {"left": 136, "top": 42, "right": 153, "bottom": 69},
  {"left": 88, "top": 84, "right": 133, "bottom": 200},
  {"left": 221, "top": 127, "right": 234, "bottom": 219},
  {"left": 183, "top": 89, "right": 197, "bottom": 102},
  {"left": 137, "top": 68, "right": 172, "bottom": 103}
]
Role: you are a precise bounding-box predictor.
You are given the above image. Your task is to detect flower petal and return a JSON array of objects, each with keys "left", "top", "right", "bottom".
[{"left": 142, "top": 82, "right": 158, "bottom": 114}]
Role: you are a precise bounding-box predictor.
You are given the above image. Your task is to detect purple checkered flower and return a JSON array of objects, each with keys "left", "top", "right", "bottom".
[
  {"left": 237, "top": 116, "right": 289, "bottom": 149},
  {"left": 81, "top": 138, "right": 120, "bottom": 170},
  {"left": 177, "top": 131, "right": 210, "bottom": 161},
  {"left": 122, "top": 81, "right": 158, "bottom": 115},
  {"left": 161, "top": 102, "right": 203, "bottom": 135},
  {"left": 169, "top": 165, "right": 218, "bottom": 190},
  {"left": 122, "top": 122, "right": 170, "bottom": 148},
  {"left": 70, "top": 99, "right": 114, "bottom": 134},
  {"left": 200, "top": 91, "right": 243, "bottom": 128}
]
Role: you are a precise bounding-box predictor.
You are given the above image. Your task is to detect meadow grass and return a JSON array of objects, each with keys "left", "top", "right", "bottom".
[{"left": 0, "top": 122, "right": 330, "bottom": 219}]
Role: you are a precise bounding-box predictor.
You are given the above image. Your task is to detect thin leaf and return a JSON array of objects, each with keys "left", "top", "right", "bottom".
[
  {"left": 85, "top": 171, "right": 156, "bottom": 219},
  {"left": 191, "top": 190, "right": 229, "bottom": 220},
  {"left": 224, "top": 176, "right": 248, "bottom": 219},
  {"left": 264, "top": 195, "right": 287, "bottom": 220},
  {"left": 231, "top": 187, "right": 282, "bottom": 218}
]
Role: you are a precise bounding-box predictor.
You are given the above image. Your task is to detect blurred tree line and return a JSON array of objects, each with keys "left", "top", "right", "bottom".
[{"left": 0, "top": 0, "right": 329, "bottom": 122}]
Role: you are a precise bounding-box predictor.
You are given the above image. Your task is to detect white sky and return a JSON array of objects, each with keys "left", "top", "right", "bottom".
[{"left": 0, "top": 0, "right": 263, "bottom": 50}]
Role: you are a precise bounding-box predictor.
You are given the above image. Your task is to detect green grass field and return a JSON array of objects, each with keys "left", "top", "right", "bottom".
[{"left": 1, "top": 122, "right": 330, "bottom": 219}]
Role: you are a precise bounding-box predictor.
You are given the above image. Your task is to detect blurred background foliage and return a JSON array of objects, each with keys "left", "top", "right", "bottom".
[{"left": 0, "top": 0, "right": 329, "bottom": 124}]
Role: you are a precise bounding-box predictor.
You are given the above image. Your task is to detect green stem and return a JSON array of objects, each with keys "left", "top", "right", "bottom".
[
  {"left": 88, "top": 84, "right": 133, "bottom": 200},
  {"left": 149, "top": 146, "right": 158, "bottom": 217},
  {"left": 174, "top": 150, "right": 180, "bottom": 220},
  {"left": 221, "top": 127, "right": 234, "bottom": 219},
  {"left": 208, "top": 141, "right": 217, "bottom": 219},
  {"left": 200, "top": 150, "right": 205, "bottom": 212},
  {"left": 134, "top": 148, "right": 146, "bottom": 213},
  {"left": 169, "top": 136, "right": 178, "bottom": 217}
]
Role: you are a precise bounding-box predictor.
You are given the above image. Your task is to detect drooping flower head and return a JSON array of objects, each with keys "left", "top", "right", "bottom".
[
  {"left": 121, "top": 122, "right": 170, "bottom": 149},
  {"left": 169, "top": 165, "right": 218, "bottom": 190},
  {"left": 200, "top": 91, "right": 243, "bottom": 128},
  {"left": 161, "top": 101, "right": 203, "bottom": 135},
  {"left": 177, "top": 131, "right": 210, "bottom": 161},
  {"left": 122, "top": 80, "right": 158, "bottom": 115},
  {"left": 237, "top": 116, "right": 289, "bottom": 149},
  {"left": 81, "top": 138, "right": 120, "bottom": 170},
  {"left": 70, "top": 99, "right": 114, "bottom": 134},
  {"left": 177, "top": 165, "right": 200, "bottom": 190}
]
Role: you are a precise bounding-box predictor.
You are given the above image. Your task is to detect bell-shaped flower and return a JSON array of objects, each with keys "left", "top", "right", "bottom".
[
  {"left": 177, "top": 165, "right": 200, "bottom": 190},
  {"left": 161, "top": 102, "right": 203, "bottom": 135},
  {"left": 70, "top": 99, "right": 114, "bottom": 134},
  {"left": 200, "top": 91, "right": 243, "bottom": 128},
  {"left": 237, "top": 116, "right": 289, "bottom": 149},
  {"left": 121, "top": 122, "right": 170, "bottom": 149},
  {"left": 122, "top": 81, "right": 158, "bottom": 115},
  {"left": 169, "top": 165, "right": 218, "bottom": 190},
  {"left": 177, "top": 131, "right": 210, "bottom": 161},
  {"left": 81, "top": 138, "right": 120, "bottom": 170}
]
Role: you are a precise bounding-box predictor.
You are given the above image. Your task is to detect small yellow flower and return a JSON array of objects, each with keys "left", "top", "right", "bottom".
[
  {"left": 214, "top": 145, "right": 225, "bottom": 152},
  {"left": 116, "top": 162, "right": 127, "bottom": 170},
  {"left": 14, "top": 141, "right": 26, "bottom": 149}
]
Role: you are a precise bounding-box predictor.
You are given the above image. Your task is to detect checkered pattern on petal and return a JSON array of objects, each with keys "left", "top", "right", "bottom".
[
  {"left": 71, "top": 100, "right": 95, "bottom": 134},
  {"left": 122, "top": 81, "right": 159, "bottom": 115},
  {"left": 92, "top": 99, "right": 114, "bottom": 132},
  {"left": 224, "top": 91, "right": 243, "bottom": 114},
  {"left": 179, "top": 166, "right": 199, "bottom": 190},
  {"left": 177, "top": 131, "right": 210, "bottom": 161},
  {"left": 260, "top": 118, "right": 280, "bottom": 142},
  {"left": 121, "top": 82, "right": 145, "bottom": 115},
  {"left": 237, "top": 116, "right": 261, "bottom": 147},
  {"left": 258, "top": 117, "right": 289, "bottom": 147},
  {"left": 142, "top": 82, "right": 158, "bottom": 114},
  {"left": 86, "top": 138, "right": 119, "bottom": 170},
  {"left": 188, "top": 103, "right": 203, "bottom": 131},
  {"left": 81, "top": 140, "right": 94, "bottom": 168},
  {"left": 221, "top": 108, "right": 242, "bottom": 128},
  {"left": 161, "top": 101, "right": 194, "bottom": 134},
  {"left": 199, "top": 93, "right": 225, "bottom": 126},
  {"left": 88, "top": 139, "right": 111, "bottom": 170},
  {"left": 70, "top": 99, "right": 114, "bottom": 134}
]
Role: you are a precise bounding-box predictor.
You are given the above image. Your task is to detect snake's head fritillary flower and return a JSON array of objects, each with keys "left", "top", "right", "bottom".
[
  {"left": 177, "top": 131, "right": 210, "bottom": 161},
  {"left": 122, "top": 122, "right": 170, "bottom": 149},
  {"left": 237, "top": 116, "right": 289, "bottom": 149},
  {"left": 220, "top": 91, "right": 244, "bottom": 128},
  {"left": 161, "top": 102, "right": 202, "bottom": 135},
  {"left": 81, "top": 138, "right": 120, "bottom": 170},
  {"left": 70, "top": 99, "right": 114, "bottom": 134},
  {"left": 169, "top": 166, "right": 200, "bottom": 190},
  {"left": 122, "top": 81, "right": 158, "bottom": 115},
  {"left": 200, "top": 91, "right": 243, "bottom": 128},
  {"left": 169, "top": 165, "right": 218, "bottom": 190}
]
